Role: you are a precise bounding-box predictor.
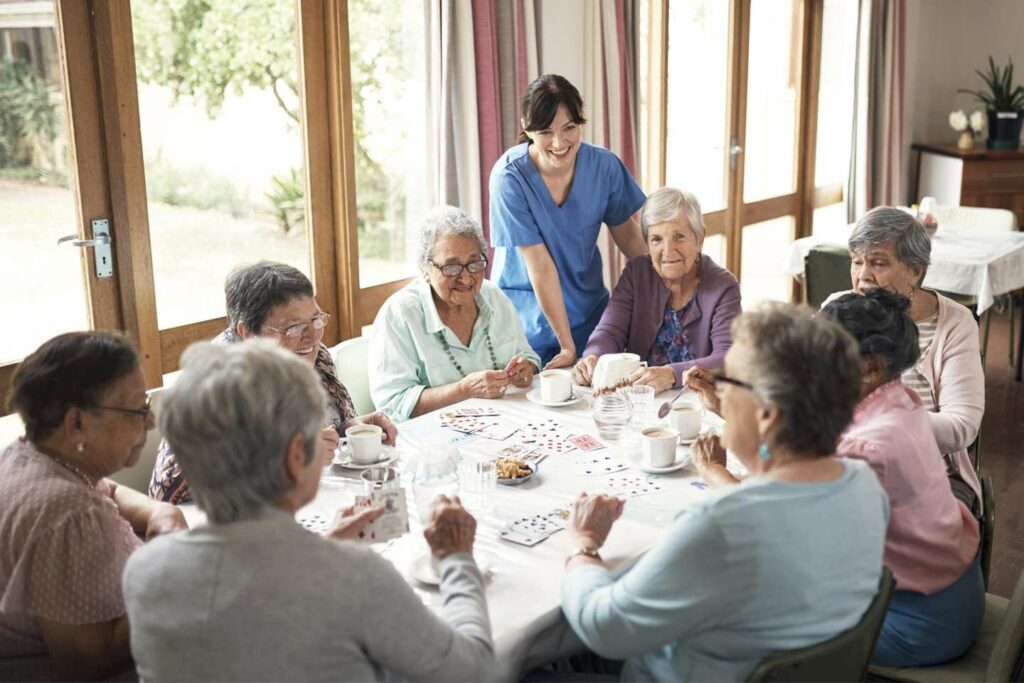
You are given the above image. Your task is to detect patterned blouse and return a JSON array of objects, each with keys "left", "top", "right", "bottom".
[
  {"left": 647, "top": 298, "right": 696, "bottom": 367},
  {"left": 148, "top": 330, "right": 357, "bottom": 504}
]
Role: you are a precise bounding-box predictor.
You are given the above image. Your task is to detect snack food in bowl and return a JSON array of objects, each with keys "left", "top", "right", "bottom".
[{"left": 495, "top": 458, "right": 535, "bottom": 485}]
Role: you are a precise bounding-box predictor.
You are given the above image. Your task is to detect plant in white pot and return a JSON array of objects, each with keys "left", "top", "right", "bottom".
[{"left": 958, "top": 56, "right": 1024, "bottom": 150}]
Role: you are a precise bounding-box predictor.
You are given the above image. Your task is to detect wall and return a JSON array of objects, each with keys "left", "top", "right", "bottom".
[
  {"left": 536, "top": 0, "right": 585, "bottom": 87},
  {"left": 905, "top": 0, "right": 1024, "bottom": 196}
]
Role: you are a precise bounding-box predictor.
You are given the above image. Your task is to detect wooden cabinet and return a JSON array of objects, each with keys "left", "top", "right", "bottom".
[{"left": 912, "top": 143, "right": 1024, "bottom": 228}]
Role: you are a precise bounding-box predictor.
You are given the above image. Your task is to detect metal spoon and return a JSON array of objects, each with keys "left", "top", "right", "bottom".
[{"left": 657, "top": 387, "right": 688, "bottom": 419}]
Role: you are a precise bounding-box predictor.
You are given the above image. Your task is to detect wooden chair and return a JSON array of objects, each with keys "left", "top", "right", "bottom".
[{"left": 748, "top": 568, "right": 895, "bottom": 682}]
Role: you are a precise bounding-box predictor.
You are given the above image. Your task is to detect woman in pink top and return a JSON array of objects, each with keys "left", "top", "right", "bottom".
[
  {"left": 822, "top": 289, "right": 983, "bottom": 667},
  {"left": 0, "top": 332, "right": 187, "bottom": 680}
]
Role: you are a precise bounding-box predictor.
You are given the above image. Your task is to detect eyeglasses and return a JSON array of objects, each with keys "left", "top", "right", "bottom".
[
  {"left": 429, "top": 260, "right": 487, "bottom": 278},
  {"left": 712, "top": 373, "right": 754, "bottom": 391},
  {"left": 95, "top": 395, "right": 152, "bottom": 420},
  {"left": 265, "top": 312, "right": 331, "bottom": 339}
]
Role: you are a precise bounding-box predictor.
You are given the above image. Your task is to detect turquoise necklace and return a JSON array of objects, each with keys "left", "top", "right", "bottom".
[{"left": 437, "top": 329, "right": 498, "bottom": 377}]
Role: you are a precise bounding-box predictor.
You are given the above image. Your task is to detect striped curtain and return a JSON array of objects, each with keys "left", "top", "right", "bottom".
[
  {"left": 583, "top": 0, "right": 641, "bottom": 288},
  {"left": 848, "top": 0, "right": 906, "bottom": 220}
]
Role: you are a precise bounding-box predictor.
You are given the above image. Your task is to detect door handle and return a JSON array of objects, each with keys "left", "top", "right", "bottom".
[
  {"left": 57, "top": 219, "right": 114, "bottom": 278},
  {"left": 729, "top": 139, "right": 743, "bottom": 170}
]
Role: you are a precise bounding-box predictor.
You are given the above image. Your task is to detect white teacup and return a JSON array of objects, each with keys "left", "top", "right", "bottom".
[
  {"left": 343, "top": 424, "right": 384, "bottom": 464},
  {"left": 539, "top": 369, "right": 572, "bottom": 403},
  {"left": 668, "top": 402, "right": 703, "bottom": 441},
  {"left": 640, "top": 426, "right": 679, "bottom": 468}
]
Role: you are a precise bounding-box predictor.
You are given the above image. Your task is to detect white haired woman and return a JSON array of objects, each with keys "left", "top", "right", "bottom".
[
  {"left": 830, "top": 206, "right": 984, "bottom": 509},
  {"left": 572, "top": 188, "right": 741, "bottom": 392},
  {"left": 369, "top": 207, "right": 541, "bottom": 421},
  {"left": 123, "top": 340, "right": 493, "bottom": 681}
]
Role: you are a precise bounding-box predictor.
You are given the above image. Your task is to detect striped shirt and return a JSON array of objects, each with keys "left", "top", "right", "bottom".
[{"left": 902, "top": 311, "right": 939, "bottom": 412}]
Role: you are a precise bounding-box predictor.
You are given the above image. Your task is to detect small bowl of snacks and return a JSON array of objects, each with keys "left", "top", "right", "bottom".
[{"left": 495, "top": 458, "right": 537, "bottom": 486}]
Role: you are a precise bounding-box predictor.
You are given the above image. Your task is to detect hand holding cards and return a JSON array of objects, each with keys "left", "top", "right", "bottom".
[{"left": 352, "top": 488, "right": 410, "bottom": 543}]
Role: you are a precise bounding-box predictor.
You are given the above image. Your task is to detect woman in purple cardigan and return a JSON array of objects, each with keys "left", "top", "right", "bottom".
[{"left": 571, "top": 188, "right": 741, "bottom": 392}]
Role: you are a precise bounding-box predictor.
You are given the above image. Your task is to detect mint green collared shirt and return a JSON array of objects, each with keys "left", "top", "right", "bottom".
[{"left": 368, "top": 279, "right": 540, "bottom": 422}]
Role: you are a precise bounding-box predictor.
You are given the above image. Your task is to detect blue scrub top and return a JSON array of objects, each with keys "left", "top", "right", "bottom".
[{"left": 488, "top": 141, "right": 646, "bottom": 354}]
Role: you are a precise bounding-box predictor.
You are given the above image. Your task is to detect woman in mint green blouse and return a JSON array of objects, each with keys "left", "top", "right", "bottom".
[{"left": 369, "top": 207, "right": 540, "bottom": 421}]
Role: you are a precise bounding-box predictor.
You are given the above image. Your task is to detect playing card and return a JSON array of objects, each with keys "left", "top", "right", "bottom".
[
  {"left": 499, "top": 529, "right": 544, "bottom": 546},
  {"left": 474, "top": 419, "right": 520, "bottom": 441},
  {"left": 516, "top": 419, "right": 567, "bottom": 443},
  {"left": 298, "top": 513, "right": 330, "bottom": 535},
  {"left": 440, "top": 415, "right": 487, "bottom": 434},
  {"left": 572, "top": 453, "right": 628, "bottom": 475},
  {"left": 439, "top": 407, "right": 500, "bottom": 419},
  {"left": 448, "top": 430, "right": 478, "bottom": 445},
  {"left": 503, "top": 352, "right": 525, "bottom": 374},
  {"left": 530, "top": 437, "right": 577, "bottom": 459},
  {"left": 603, "top": 474, "right": 664, "bottom": 499},
  {"left": 495, "top": 442, "right": 538, "bottom": 459},
  {"left": 567, "top": 434, "right": 606, "bottom": 451},
  {"left": 353, "top": 488, "right": 410, "bottom": 543},
  {"left": 509, "top": 509, "right": 568, "bottom": 537}
]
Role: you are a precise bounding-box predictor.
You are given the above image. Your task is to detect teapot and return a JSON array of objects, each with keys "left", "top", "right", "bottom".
[{"left": 591, "top": 353, "right": 647, "bottom": 392}]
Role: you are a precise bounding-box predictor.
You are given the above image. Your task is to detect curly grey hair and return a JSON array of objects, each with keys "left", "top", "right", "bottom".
[
  {"left": 418, "top": 206, "right": 488, "bottom": 269},
  {"left": 730, "top": 303, "right": 862, "bottom": 457},
  {"left": 639, "top": 187, "right": 705, "bottom": 242},
  {"left": 848, "top": 206, "right": 932, "bottom": 284},
  {"left": 159, "top": 339, "right": 324, "bottom": 524}
]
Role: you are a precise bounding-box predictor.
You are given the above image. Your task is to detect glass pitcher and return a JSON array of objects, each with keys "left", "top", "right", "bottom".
[{"left": 592, "top": 390, "right": 633, "bottom": 440}]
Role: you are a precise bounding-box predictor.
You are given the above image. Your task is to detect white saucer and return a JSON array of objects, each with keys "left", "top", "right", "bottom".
[
  {"left": 525, "top": 388, "right": 583, "bottom": 408},
  {"left": 408, "top": 551, "right": 493, "bottom": 586},
  {"left": 678, "top": 436, "right": 699, "bottom": 446},
  {"left": 634, "top": 456, "right": 690, "bottom": 474},
  {"left": 332, "top": 446, "right": 397, "bottom": 470}
]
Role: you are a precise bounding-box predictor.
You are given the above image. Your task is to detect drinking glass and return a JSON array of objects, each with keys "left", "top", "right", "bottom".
[
  {"left": 621, "top": 384, "right": 655, "bottom": 425},
  {"left": 409, "top": 443, "right": 460, "bottom": 523},
  {"left": 457, "top": 454, "right": 497, "bottom": 516}
]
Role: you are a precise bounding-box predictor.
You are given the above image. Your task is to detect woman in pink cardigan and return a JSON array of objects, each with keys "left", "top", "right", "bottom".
[
  {"left": 571, "top": 188, "right": 741, "bottom": 392},
  {"left": 829, "top": 206, "right": 985, "bottom": 510}
]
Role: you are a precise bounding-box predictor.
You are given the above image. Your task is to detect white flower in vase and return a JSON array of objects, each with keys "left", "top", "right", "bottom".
[
  {"left": 948, "top": 110, "right": 968, "bottom": 131},
  {"left": 969, "top": 110, "right": 986, "bottom": 133}
]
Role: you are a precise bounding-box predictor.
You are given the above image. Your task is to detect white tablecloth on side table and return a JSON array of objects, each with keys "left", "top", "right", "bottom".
[
  {"left": 181, "top": 384, "right": 722, "bottom": 681},
  {"left": 785, "top": 226, "right": 1024, "bottom": 313}
]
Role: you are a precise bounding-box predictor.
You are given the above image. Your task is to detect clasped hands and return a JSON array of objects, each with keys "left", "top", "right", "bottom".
[{"left": 570, "top": 354, "right": 677, "bottom": 393}]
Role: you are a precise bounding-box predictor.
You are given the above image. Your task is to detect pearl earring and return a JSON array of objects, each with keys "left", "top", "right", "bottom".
[
  {"left": 758, "top": 443, "right": 771, "bottom": 461},
  {"left": 76, "top": 443, "right": 85, "bottom": 453}
]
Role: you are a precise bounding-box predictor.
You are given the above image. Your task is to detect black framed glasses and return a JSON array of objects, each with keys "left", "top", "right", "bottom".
[
  {"left": 712, "top": 373, "right": 754, "bottom": 391},
  {"left": 265, "top": 312, "right": 331, "bottom": 339},
  {"left": 95, "top": 395, "right": 152, "bottom": 420},
  {"left": 430, "top": 259, "right": 487, "bottom": 277}
]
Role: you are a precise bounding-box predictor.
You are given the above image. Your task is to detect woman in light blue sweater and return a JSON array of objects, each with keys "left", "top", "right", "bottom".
[{"left": 560, "top": 304, "right": 889, "bottom": 682}]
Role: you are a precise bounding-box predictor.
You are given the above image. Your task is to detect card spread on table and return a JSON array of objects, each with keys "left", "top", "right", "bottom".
[
  {"left": 495, "top": 442, "right": 538, "bottom": 459},
  {"left": 440, "top": 414, "right": 488, "bottom": 434},
  {"left": 474, "top": 418, "right": 520, "bottom": 441},
  {"left": 567, "top": 434, "right": 606, "bottom": 451},
  {"left": 572, "top": 453, "right": 628, "bottom": 476},
  {"left": 603, "top": 474, "right": 664, "bottom": 499},
  {"left": 439, "top": 407, "right": 500, "bottom": 420},
  {"left": 500, "top": 508, "right": 569, "bottom": 546},
  {"left": 516, "top": 418, "right": 569, "bottom": 443},
  {"left": 353, "top": 488, "right": 410, "bottom": 543}
]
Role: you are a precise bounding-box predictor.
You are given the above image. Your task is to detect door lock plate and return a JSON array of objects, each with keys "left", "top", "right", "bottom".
[{"left": 92, "top": 219, "right": 113, "bottom": 278}]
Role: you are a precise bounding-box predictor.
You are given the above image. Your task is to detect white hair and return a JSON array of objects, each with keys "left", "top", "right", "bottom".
[
  {"left": 159, "top": 339, "right": 324, "bottom": 523},
  {"left": 418, "top": 206, "right": 487, "bottom": 267},
  {"left": 640, "top": 187, "right": 705, "bottom": 241}
]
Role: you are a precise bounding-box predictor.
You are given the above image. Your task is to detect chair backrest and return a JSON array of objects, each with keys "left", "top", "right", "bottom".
[
  {"left": 981, "top": 475, "right": 996, "bottom": 590},
  {"left": 804, "top": 244, "right": 853, "bottom": 308},
  {"left": 988, "top": 567, "right": 1024, "bottom": 682},
  {"left": 330, "top": 336, "right": 374, "bottom": 416},
  {"left": 747, "top": 567, "right": 896, "bottom": 682},
  {"left": 935, "top": 206, "right": 1018, "bottom": 234},
  {"left": 107, "top": 387, "right": 165, "bottom": 494}
]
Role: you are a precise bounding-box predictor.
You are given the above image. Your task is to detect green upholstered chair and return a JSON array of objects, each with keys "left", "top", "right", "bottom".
[
  {"left": 804, "top": 244, "right": 853, "bottom": 308},
  {"left": 870, "top": 565, "right": 1024, "bottom": 683},
  {"left": 330, "top": 335, "right": 375, "bottom": 415},
  {"left": 747, "top": 568, "right": 895, "bottom": 682}
]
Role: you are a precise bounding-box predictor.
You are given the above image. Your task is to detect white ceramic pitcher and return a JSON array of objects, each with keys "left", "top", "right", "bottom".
[{"left": 591, "top": 353, "right": 646, "bottom": 391}]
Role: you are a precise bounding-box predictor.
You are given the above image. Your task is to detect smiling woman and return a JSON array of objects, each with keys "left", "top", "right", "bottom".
[
  {"left": 148, "top": 261, "right": 397, "bottom": 503},
  {"left": 369, "top": 207, "right": 541, "bottom": 421}
]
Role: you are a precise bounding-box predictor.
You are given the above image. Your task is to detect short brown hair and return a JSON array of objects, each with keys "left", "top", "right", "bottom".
[
  {"left": 518, "top": 74, "right": 587, "bottom": 143},
  {"left": 8, "top": 332, "right": 140, "bottom": 441}
]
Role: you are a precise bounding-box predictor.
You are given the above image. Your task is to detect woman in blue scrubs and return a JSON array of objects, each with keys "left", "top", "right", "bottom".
[{"left": 489, "top": 74, "right": 647, "bottom": 368}]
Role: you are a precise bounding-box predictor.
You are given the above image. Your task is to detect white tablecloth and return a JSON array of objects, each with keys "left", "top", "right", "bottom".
[
  {"left": 182, "top": 385, "right": 721, "bottom": 680},
  {"left": 785, "top": 225, "right": 1024, "bottom": 313}
]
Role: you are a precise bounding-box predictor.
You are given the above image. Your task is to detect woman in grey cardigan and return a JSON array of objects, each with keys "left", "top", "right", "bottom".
[
  {"left": 571, "top": 188, "right": 742, "bottom": 392},
  {"left": 123, "top": 340, "right": 492, "bottom": 682}
]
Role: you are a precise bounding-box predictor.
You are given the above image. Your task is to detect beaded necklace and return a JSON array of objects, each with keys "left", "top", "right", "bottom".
[
  {"left": 36, "top": 445, "right": 97, "bottom": 487},
  {"left": 437, "top": 329, "right": 499, "bottom": 377}
]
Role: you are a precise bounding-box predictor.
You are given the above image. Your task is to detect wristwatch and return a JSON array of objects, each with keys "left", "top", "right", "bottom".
[{"left": 565, "top": 546, "right": 602, "bottom": 565}]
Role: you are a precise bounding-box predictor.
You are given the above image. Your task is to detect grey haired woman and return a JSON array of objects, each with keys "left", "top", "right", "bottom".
[
  {"left": 369, "top": 206, "right": 540, "bottom": 421},
  {"left": 124, "top": 340, "right": 493, "bottom": 682},
  {"left": 150, "top": 260, "right": 396, "bottom": 503}
]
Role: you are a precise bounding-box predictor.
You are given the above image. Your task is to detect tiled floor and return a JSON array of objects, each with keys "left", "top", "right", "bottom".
[{"left": 977, "top": 308, "right": 1024, "bottom": 598}]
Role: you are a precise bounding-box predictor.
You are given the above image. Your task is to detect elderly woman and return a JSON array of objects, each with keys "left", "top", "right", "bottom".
[
  {"left": 822, "top": 289, "right": 983, "bottom": 667},
  {"left": 150, "top": 260, "right": 396, "bottom": 503},
  {"left": 0, "top": 332, "right": 186, "bottom": 681},
  {"left": 571, "top": 188, "right": 741, "bottom": 392},
  {"left": 370, "top": 207, "right": 540, "bottom": 421},
  {"left": 831, "top": 206, "right": 984, "bottom": 506},
  {"left": 560, "top": 305, "right": 888, "bottom": 681},
  {"left": 124, "top": 340, "right": 493, "bottom": 681}
]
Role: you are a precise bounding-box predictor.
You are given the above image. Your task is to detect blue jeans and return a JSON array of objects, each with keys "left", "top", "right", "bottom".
[{"left": 872, "top": 553, "right": 985, "bottom": 667}]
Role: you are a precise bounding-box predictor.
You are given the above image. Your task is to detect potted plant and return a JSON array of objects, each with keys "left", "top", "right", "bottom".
[{"left": 959, "top": 56, "right": 1024, "bottom": 150}]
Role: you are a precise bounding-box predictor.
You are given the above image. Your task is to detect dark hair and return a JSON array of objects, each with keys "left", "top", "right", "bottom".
[
  {"left": 731, "top": 304, "right": 862, "bottom": 457},
  {"left": 518, "top": 74, "right": 587, "bottom": 143},
  {"left": 821, "top": 288, "right": 920, "bottom": 380},
  {"left": 224, "top": 261, "right": 314, "bottom": 338},
  {"left": 8, "top": 332, "right": 140, "bottom": 441}
]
